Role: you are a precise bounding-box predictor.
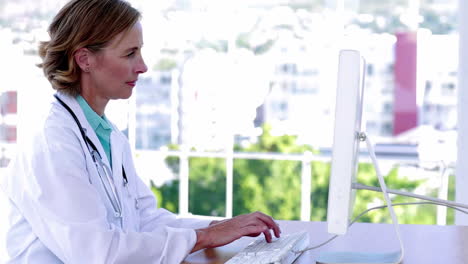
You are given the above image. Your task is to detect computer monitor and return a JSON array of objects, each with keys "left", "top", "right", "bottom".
[
  {"left": 322, "top": 49, "right": 468, "bottom": 264},
  {"left": 326, "top": 49, "right": 366, "bottom": 235},
  {"left": 318, "top": 49, "right": 407, "bottom": 264}
]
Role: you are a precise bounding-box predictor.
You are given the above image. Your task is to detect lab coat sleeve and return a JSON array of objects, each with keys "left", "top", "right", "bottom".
[{"left": 2, "top": 122, "right": 197, "bottom": 264}]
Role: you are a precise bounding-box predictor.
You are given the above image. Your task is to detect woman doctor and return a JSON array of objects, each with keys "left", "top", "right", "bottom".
[{"left": 0, "top": 0, "right": 280, "bottom": 263}]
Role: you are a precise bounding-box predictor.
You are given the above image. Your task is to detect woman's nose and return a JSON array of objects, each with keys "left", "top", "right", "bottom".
[{"left": 136, "top": 57, "right": 148, "bottom": 74}]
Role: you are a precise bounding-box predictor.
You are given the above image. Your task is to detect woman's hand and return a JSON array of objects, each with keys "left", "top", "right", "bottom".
[{"left": 190, "top": 211, "right": 281, "bottom": 253}]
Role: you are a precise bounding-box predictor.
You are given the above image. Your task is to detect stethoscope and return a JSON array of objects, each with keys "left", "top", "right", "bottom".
[{"left": 54, "top": 94, "right": 130, "bottom": 219}]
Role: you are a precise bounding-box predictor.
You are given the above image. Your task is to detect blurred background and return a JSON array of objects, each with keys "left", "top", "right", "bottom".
[{"left": 0, "top": 0, "right": 462, "bottom": 260}]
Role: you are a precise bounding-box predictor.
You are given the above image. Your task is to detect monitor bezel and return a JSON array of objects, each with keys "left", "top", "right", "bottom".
[{"left": 326, "top": 49, "right": 366, "bottom": 235}]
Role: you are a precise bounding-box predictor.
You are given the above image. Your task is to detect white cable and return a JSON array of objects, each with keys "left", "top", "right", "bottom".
[
  {"left": 353, "top": 183, "right": 468, "bottom": 210},
  {"left": 364, "top": 134, "right": 404, "bottom": 263}
]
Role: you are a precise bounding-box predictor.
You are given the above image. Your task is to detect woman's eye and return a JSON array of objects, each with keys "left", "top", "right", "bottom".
[{"left": 127, "top": 51, "right": 135, "bottom": 57}]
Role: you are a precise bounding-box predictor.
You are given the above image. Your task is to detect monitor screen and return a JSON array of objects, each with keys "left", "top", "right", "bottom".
[{"left": 326, "top": 49, "right": 366, "bottom": 235}]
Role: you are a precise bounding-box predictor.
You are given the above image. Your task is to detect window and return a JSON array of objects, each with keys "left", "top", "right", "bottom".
[{"left": 1, "top": 0, "right": 461, "bottom": 225}]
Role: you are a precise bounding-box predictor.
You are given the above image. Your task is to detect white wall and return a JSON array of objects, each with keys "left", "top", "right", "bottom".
[
  {"left": 0, "top": 182, "right": 9, "bottom": 262},
  {"left": 455, "top": 0, "right": 468, "bottom": 225}
]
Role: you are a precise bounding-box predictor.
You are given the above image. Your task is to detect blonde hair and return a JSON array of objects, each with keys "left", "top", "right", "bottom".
[{"left": 38, "top": 0, "right": 141, "bottom": 96}]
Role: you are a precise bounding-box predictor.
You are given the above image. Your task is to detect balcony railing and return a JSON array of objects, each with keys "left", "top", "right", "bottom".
[{"left": 136, "top": 149, "right": 454, "bottom": 224}]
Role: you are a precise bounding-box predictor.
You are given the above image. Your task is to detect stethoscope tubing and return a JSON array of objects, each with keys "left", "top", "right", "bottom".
[{"left": 54, "top": 94, "right": 124, "bottom": 218}]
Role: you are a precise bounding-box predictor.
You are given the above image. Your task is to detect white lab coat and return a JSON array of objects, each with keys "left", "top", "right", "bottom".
[{"left": 0, "top": 93, "right": 210, "bottom": 263}]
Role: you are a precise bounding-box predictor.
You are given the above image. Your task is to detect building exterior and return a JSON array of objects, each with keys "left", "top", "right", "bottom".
[
  {"left": 0, "top": 90, "right": 17, "bottom": 167},
  {"left": 393, "top": 32, "right": 418, "bottom": 135},
  {"left": 126, "top": 7, "right": 458, "bottom": 153},
  {"left": 134, "top": 71, "right": 174, "bottom": 149},
  {"left": 0, "top": 91, "right": 17, "bottom": 143},
  {"left": 419, "top": 34, "right": 458, "bottom": 131}
]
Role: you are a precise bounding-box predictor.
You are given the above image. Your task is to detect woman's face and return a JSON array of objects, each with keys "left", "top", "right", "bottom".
[{"left": 89, "top": 22, "right": 148, "bottom": 100}]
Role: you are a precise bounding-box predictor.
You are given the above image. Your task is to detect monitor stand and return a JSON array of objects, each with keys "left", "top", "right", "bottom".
[{"left": 316, "top": 133, "right": 404, "bottom": 264}]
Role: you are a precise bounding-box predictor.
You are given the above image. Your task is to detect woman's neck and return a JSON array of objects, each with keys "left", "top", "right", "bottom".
[{"left": 80, "top": 89, "right": 108, "bottom": 116}]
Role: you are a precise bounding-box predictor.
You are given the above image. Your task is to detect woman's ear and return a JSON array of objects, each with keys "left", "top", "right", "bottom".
[{"left": 74, "top": 48, "right": 91, "bottom": 73}]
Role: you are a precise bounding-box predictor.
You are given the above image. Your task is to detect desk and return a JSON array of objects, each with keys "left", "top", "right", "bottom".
[{"left": 184, "top": 220, "right": 468, "bottom": 264}]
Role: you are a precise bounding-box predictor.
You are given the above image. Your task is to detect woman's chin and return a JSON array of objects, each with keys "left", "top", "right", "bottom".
[{"left": 118, "top": 89, "right": 133, "bottom": 100}]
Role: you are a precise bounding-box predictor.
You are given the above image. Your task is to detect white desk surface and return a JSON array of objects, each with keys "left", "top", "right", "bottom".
[{"left": 184, "top": 220, "right": 468, "bottom": 264}]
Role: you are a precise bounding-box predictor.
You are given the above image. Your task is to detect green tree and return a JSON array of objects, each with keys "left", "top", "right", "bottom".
[
  {"left": 310, "top": 161, "right": 331, "bottom": 221},
  {"left": 232, "top": 124, "right": 314, "bottom": 219},
  {"left": 351, "top": 164, "right": 432, "bottom": 224},
  {"left": 153, "top": 148, "right": 227, "bottom": 216},
  {"left": 188, "top": 157, "right": 226, "bottom": 216}
]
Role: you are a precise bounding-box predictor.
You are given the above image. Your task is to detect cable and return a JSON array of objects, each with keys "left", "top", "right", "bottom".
[
  {"left": 363, "top": 135, "right": 405, "bottom": 262},
  {"left": 296, "top": 201, "right": 468, "bottom": 253},
  {"left": 353, "top": 182, "right": 468, "bottom": 210}
]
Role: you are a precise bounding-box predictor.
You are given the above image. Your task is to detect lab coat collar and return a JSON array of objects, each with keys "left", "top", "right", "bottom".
[
  {"left": 54, "top": 92, "right": 112, "bottom": 169},
  {"left": 110, "top": 130, "right": 124, "bottom": 175}
]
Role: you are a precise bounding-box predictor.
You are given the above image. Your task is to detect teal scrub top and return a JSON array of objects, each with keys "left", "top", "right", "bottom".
[{"left": 76, "top": 95, "right": 113, "bottom": 167}]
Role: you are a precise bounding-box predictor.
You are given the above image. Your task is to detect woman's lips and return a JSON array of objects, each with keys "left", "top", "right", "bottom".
[{"left": 126, "top": 81, "right": 136, "bottom": 87}]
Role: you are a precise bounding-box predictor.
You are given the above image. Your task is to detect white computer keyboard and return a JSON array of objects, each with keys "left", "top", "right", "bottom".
[{"left": 226, "top": 231, "right": 309, "bottom": 264}]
